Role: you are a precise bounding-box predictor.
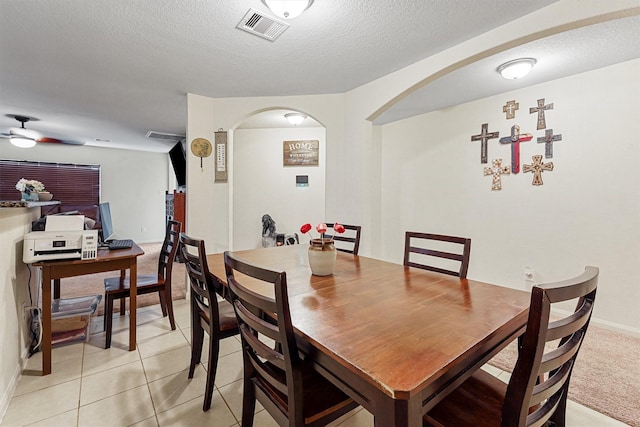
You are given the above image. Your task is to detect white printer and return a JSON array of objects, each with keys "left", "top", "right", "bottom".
[{"left": 23, "top": 215, "right": 98, "bottom": 263}]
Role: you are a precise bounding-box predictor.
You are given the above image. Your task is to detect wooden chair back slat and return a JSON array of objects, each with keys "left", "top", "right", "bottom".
[
  {"left": 325, "top": 223, "right": 362, "bottom": 255},
  {"left": 403, "top": 232, "right": 472, "bottom": 278}
]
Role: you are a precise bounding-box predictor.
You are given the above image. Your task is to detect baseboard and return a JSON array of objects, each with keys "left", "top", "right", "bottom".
[
  {"left": 552, "top": 308, "right": 640, "bottom": 338},
  {"left": 0, "top": 347, "right": 29, "bottom": 423}
]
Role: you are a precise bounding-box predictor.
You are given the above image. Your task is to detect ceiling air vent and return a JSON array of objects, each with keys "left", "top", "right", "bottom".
[
  {"left": 236, "top": 8, "right": 289, "bottom": 41},
  {"left": 145, "top": 131, "right": 185, "bottom": 142}
]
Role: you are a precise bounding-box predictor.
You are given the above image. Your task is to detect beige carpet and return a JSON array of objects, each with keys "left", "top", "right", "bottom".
[
  {"left": 489, "top": 323, "right": 640, "bottom": 426},
  {"left": 55, "top": 242, "right": 186, "bottom": 316}
]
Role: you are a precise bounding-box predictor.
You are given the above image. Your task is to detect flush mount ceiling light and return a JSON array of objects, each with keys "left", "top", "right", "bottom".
[
  {"left": 10, "top": 136, "right": 37, "bottom": 148},
  {"left": 497, "top": 58, "right": 537, "bottom": 80},
  {"left": 285, "top": 112, "right": 307, "bottom": 125},
  {"left": 262, "top": 0, "right": 314, "bottom": 19},
  {"left": 9, "top": 115, "right": 37, "bottom": 148}
]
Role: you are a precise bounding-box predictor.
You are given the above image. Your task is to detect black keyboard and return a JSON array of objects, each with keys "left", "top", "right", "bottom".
[{"left": 107, "top": 239, "right": 134, "bottom": 250}]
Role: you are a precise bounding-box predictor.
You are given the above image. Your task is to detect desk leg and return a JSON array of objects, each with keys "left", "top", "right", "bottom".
[
  {"left": 41, "top": 266, "right": 52, "bottom": 375},
  {"left": 53, "top": 279, "right": 60, "bottom": 300},
  {"left": 129, "top": 259, "right": 137, "bottom": 351}
]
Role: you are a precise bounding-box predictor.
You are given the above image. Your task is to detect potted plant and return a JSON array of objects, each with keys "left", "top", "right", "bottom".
[{"left": 15, "top": 178, "right": 45, "bottom": 201}]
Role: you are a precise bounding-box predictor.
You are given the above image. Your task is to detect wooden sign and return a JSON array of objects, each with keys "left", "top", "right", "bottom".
[{"left": 283, "top": 140, "right": 319, "bottom": 166}]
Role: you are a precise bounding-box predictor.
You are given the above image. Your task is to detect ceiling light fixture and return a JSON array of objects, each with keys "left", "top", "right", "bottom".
[
  {"left": 262, "top": 0, "right": 314, "bottom": 19},
  {"left": 285, "top": 112, "right": 307, "bottom": 125},
  {"left": 497, "top": 58, "right": 537, "bottom": 80},
  {"left": 9, "top": 115, "right": 37, "bottom": 148},
  {"left": 10, "top": 136, "right": 37, "bottom": 148}
]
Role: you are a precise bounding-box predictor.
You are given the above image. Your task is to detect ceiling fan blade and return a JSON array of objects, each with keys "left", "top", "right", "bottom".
[
  {"left": 37, "top": 136, "right": 85, "bottom": 145},
  {"left": 9, "top": 127, "right": 41, "bottom": 139}
]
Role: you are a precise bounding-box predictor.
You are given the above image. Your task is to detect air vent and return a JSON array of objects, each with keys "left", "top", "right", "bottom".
[
  {"left": 145, "top": 131, "right": 185, "bottom": 142},
  {"left": 236, "top": 8, "right": 289, "bottom": 41}
]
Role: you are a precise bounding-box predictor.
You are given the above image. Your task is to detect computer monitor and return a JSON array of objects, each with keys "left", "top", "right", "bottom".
[{"left": 98, "top": 202, "right": 114, "bottom": 242}]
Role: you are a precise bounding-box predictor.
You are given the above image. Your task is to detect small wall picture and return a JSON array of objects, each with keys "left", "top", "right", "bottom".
[{"left": 283, "top": 140, "right": 319, "bottom": 166}]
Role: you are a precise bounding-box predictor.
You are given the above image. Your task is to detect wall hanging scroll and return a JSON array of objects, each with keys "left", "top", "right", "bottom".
[{"left": 214, "top": 129, "right": 228, "bottom": 182}]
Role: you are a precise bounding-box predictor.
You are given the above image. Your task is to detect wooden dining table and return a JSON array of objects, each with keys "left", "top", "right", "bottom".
[{"left": 207, "top": 245, "right": 530, "bottom": 427}]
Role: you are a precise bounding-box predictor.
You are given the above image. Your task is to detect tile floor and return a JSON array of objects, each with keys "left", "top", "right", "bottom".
[{"left": 1, "top": 299, "right": 629, "bottom": 426}]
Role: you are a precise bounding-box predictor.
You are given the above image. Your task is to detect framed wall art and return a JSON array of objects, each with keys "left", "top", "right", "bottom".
[{"left": 283, "top": 140, "right": 319, "bottom": 166}]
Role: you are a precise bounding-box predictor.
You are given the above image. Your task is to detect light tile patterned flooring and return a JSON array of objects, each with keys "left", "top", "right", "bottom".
[{"left": 1, "top": 299, "right": 628, "bottom": 426}]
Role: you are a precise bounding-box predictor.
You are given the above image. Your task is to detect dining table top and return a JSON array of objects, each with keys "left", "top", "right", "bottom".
[{"left": 206, "top": 245, "right": 530, "bottom": 402}]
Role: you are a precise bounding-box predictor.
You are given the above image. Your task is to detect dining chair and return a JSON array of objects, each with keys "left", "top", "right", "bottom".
[
  {"left": 103, "top": 220, "right": 181, "bottom": 349},
  {"left": 403, "top": 231, "right": 471, "bottom": 278},
  {"left": 325, "top": 223, "right": 362, "bottom": 255},
  {"left": 180, "top": 233, "right": 240, "bottom": 411},
  {"left": 423, "top": 266, "right": 599, "bottom": 427},
  {"left": 224, "top": 251, "right": 359, "bottom": 427}
]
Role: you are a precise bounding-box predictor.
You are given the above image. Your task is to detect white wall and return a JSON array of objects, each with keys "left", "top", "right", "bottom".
[
  {"left": 233, "top": 127, "right": 326, "bottom": 250},
  {"left": 186, "top": 93, "right": 345, "bottom": 254},
  {"left": 185, "top": 1, "right": 639, "bottom": 332},
  {"left": 378, "top": 59, "right": 640, "bottom": 332},
  {"left": 1, "top": 141, "right": 171, "bottom": 243},
  {"left": 0, "top": 208, "right": 40, "bottom": 418}
]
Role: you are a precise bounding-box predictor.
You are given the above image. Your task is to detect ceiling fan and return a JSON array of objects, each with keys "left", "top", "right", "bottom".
[{"left": 3, "top": 114, "right": 84, "bottom": 148}]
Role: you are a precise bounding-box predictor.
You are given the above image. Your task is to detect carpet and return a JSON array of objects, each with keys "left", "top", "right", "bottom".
[
  {"left": 489, "top": 322, "right": 640, "bottom": 426},
  {"left": 55, "top": 242, "right": 187, "bottom": 316}
]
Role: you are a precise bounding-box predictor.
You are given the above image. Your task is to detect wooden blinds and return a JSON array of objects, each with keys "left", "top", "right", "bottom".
[{"left": 0, "top": 159, "right": 100, "bottom": 205}]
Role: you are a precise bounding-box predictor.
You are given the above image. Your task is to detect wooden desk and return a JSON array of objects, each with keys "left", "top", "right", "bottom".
[
  {"left": 207, "top": 246, "right": 530, "bottom": 427},
  {"left": 34, "top": 244, "right": 144, "bottom": 375}
]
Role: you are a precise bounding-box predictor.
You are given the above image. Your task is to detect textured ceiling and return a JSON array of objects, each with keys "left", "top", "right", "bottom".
[{"left": 0, "top": 1, "right": 638, "bottom": 152}]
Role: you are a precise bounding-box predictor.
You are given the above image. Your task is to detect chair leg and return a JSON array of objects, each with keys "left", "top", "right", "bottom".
[
  {"left": 189, "top": 303, "right": 204, "bottom": 378},
  {"left": 164, "top": 289, "right": 176, "bottom": 330},
  {"left": 104, "top": 294, "right": 114, "bottom": 349},
  {"left": 240, "top": 362, "right": 256, "bottom": 427},
  {"left": 119, "top": 297, "right": 126, "bottom": 316},
  {"left": 203, "top": 333, "right": 220, "bottom": 411},
  {"left": 549, "top": 388, "right": 568, "bottom": 427},
  {"left": 158, "top": 289, "right": 168, "bottom": 317}
]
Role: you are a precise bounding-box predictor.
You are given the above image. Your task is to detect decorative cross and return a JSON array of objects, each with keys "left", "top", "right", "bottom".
[
  {"left": 537, "top": 129, "right": 563, "bottom": 158},
  {"left": 502, "top": 100, "right": 519, "bottom": 120},
  {"left": 471, "top": 123, "right": 500, "bottom": 164},
  {"left": 484, "top": 158, "right": 510, "bottom": 191},
  {"left": 523, "top": 155, "right": 554, "bottom": 186},
  {"left": 529, "top": 98, "right": 554, "bottom": 130},
  {"left": 499, "top": 125, "right": 533, "bottom": 174}
]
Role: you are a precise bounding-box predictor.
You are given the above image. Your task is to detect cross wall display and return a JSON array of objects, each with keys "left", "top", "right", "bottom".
[{"left": 471, "top": 97, "right": 562, "bottom": 191}]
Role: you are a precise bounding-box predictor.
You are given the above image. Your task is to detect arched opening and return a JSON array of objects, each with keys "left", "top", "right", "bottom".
[{"left": 229, "top": 108, "right": 326, "bottom": 250}]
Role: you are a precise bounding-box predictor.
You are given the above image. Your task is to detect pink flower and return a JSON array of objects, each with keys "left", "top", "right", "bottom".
[
  {"left": 316, "top": 223, "right": 327, "bottom": 234},
  {"left": 334, "top": 223, "right": 346, "bottom": 234}
]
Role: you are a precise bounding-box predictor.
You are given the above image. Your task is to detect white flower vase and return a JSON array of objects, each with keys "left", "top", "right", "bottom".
[{"left": 308, "top": 238, "right": 337, "bottom": 276}]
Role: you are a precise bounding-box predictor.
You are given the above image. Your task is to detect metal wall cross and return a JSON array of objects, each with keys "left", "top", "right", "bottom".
[
  {"left": 523, "top": 155, "right": 554, "bottom": 185},
  {"left": 537, "top": 129, "right": 562, "bottom": 158},
  {"left": 471, "top": 123, "right": 500, "bottom": 164},
  {"left": 502, "top": 100, "right": 519, "bottom": 119},
  {"left": 529, "top": 98, "right": 554, "bottom": 130},
  {"left": 499, "top": 124, "right": 533, "bottom": 174},
  {"left": 484, "top": 158, "right": 510, "bottom": 191}
]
